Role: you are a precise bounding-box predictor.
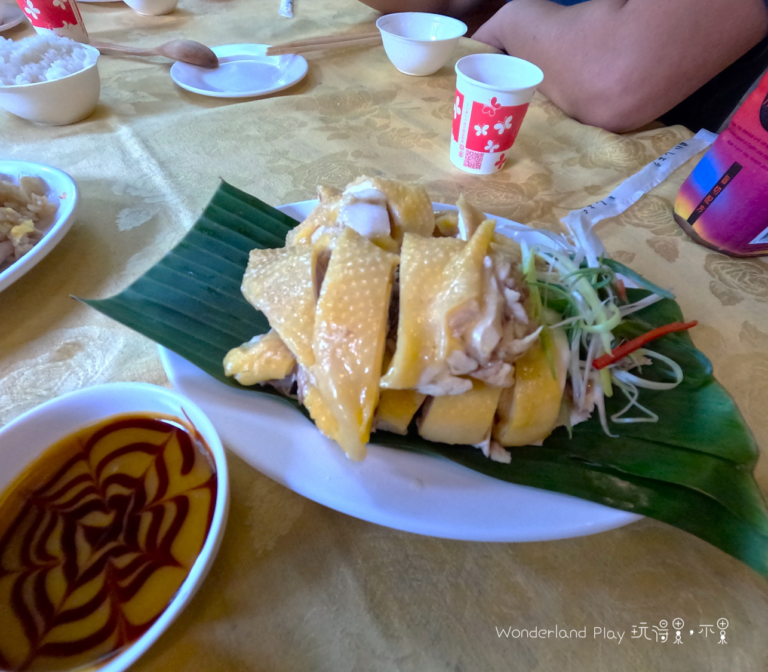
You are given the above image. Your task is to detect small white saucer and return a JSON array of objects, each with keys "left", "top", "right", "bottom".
[
  {"left": 170, "top": 44, "right": 308, "bottom": 99},
  {"left": 0, "top": 4, "right": 25, "bottom": 32}
]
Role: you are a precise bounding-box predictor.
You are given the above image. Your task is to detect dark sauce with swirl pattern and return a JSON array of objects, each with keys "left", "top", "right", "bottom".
[{"left": 0, "top": 413, "right": 217, "bottom": 671}]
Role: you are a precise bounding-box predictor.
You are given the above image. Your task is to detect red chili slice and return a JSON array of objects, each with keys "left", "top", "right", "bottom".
[
  {"left": 614, "top": 278, "right": 628, "bottom": 303},
  {"left": 593, "top": 320, "right": 699, "bottom": 370}
]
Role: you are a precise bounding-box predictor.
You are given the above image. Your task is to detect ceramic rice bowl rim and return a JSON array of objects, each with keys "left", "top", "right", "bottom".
[{"left": 0, "top": 44, "right": 100, "bottom": 90}]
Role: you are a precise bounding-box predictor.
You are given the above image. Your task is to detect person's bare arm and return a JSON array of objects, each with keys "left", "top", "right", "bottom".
[{"left": 473, "top": 0, "right": 768, "bottom": 132}]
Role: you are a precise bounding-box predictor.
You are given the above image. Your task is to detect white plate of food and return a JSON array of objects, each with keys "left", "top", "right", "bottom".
[
  {"left": 0, "top": 160, "right": 79, "bottom": 293},
  {"left": 0, "top": 4, "right": 25, "bottom": 32},
  {"left": 170, "top": 44, "right": 308, "bottom": 98},
  {"left": 159, "top": 197, "right": 641, "bottom": 542}
]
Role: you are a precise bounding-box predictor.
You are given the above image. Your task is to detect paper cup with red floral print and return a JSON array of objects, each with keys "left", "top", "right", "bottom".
[
  {"left": 450, "top": 53, "right": 543, "bottom": 175},
  {"left": 16, "top": 0, "right": 89, "bottom": 43}
]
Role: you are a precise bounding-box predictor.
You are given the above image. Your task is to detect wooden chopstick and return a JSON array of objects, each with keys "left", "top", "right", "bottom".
[
  {"left": 269, "top": 30, "right": 380, "bottom": 50},
  {"left": 266, "top": 31, "right": 381, "bottom": 56},
  {"left": 266, "top": 36, "right": 382, "bottom": 56}
]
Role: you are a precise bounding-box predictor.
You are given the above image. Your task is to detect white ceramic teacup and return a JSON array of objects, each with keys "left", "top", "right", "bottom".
[
  {"left": 450, "top": 53, "right": 544, "bottom": 174},
  {"left": 376, "top": 12, "right": 467, "bottom": 77},
  {"left": 123, "top": 0, "right": 179, "bottom": 16}
]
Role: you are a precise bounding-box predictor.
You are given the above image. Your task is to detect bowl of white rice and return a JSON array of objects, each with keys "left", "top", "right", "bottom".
[{"left": 0, "top": 34, "right": 100, "bottom": 125}]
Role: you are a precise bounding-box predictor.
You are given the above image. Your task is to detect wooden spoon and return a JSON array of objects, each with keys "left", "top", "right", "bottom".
[{"left": 91, "top": 40, "right": 219, "bottom": 69}]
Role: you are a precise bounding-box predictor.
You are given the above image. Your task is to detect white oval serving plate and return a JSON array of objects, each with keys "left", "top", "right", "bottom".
[
  {"left": 0, "top": 382, "right": 229, "bottom": 672},
  {"left": 170, "top": 43, "right": 308, "bottom": 99},
  {"left": 159, "top": 200, "right": 641, "bottom": 543},
  {"left": 0, "top": 160, "right": 79, "bottom": 293}
]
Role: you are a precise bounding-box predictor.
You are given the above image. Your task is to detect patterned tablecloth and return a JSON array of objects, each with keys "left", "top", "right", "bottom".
[{"left": 2, "top": 0, "right": 768, "bottom": 669}]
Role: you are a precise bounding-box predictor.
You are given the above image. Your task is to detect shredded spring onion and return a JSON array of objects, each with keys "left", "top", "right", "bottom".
[
  {"left": 612, "top": 348, "right": 684, "bottom": 391},
  {"left": 610, "top": 378, "right": 660, "bottom": 424},
  {"left": 517, "top": 231, "right": 688, "bottom": 436},
  {"left": 593, "top": 377, "right": 618, "bottom": 437},
  {"left": 618, "top": 293, "right": 664, "bottom": 317},
  {"left": 607, "top": 349, "right": 683, "bottom": 423}
]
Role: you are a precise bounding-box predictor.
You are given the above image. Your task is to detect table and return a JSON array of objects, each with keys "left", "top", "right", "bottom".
[{"left": 2, "top": 0, "right": 768, "bottom": 669}]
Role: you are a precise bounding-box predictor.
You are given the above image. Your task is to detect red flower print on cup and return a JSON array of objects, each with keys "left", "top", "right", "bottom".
[
  {"left": 482, "top": 96, "right": 502, "bottom": 116},
  {"left": 494, "top": 116, "right": 513, "bottom": 135},
  {"left": 452, "top": 90, "right": 465, "bottom": 142},
  {"left": 453, "top": 95, "right": 462, "bottom": 118},
  {"left": 466, "top": 100, "right": 529, "bottom": 152},
  {"left": 23, "top": 0, "right": 40, "bottom": 17},
  {"left": 495, "top": 153, "right": 507, "bottom": 170}
]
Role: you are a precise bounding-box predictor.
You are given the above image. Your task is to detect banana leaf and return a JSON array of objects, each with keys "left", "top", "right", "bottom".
[{"left": 79, "top": 181, "right": 768, "bottom": 577}]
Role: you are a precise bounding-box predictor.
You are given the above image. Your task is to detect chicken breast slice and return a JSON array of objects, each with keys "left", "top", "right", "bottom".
[{"left": 312, "top": 227, "right": 399, "bottom": 460}]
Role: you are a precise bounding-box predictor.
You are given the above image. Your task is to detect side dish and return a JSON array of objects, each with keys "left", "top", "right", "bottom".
[
  {"left": 0, "top": 175, "right": 56, "bottom": 272},
  {"left": 0, "top": 413, "right": 217, "bottom": 672}
]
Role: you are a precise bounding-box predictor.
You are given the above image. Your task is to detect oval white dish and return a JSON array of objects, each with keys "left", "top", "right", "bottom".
[{"left": 159, "top": 200, "right": 641, "bottom": 543}]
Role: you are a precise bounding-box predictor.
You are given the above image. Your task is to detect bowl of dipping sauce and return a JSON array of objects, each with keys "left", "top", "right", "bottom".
[
  {"left": 0, "top": 383, "right": 229, "bottom": 672},
  {"left": 375, "top": 12, "right": 467, "bottom": 76}
]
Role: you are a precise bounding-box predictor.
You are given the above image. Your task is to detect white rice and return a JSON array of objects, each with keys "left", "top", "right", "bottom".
[{"left": 0, "top": 34, "right": 97, "bottom": 86}]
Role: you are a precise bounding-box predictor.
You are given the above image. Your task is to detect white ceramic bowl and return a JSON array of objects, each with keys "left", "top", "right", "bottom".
[
  {"left": 0, "top": 45, "right": 100, "bottom": 125},
  {"left": 376, "top": 12, "right": 467, "bottom": 76},
  {"left": 124, "top": 0, "right": 179, "bottom": 16},
  {"left": 0, "top": 160, "right": 79, "bottom": 293},
  {"left": 0, "top": 383, "right": 230, "bottom": 672}
]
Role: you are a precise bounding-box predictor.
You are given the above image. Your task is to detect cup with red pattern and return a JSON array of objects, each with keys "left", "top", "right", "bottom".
[
  {"left": 451, "top": 53, "right": 543, "bottom": 174},
  {"left": 16, "top": 0, "right": 89, "bottom": 43}
]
